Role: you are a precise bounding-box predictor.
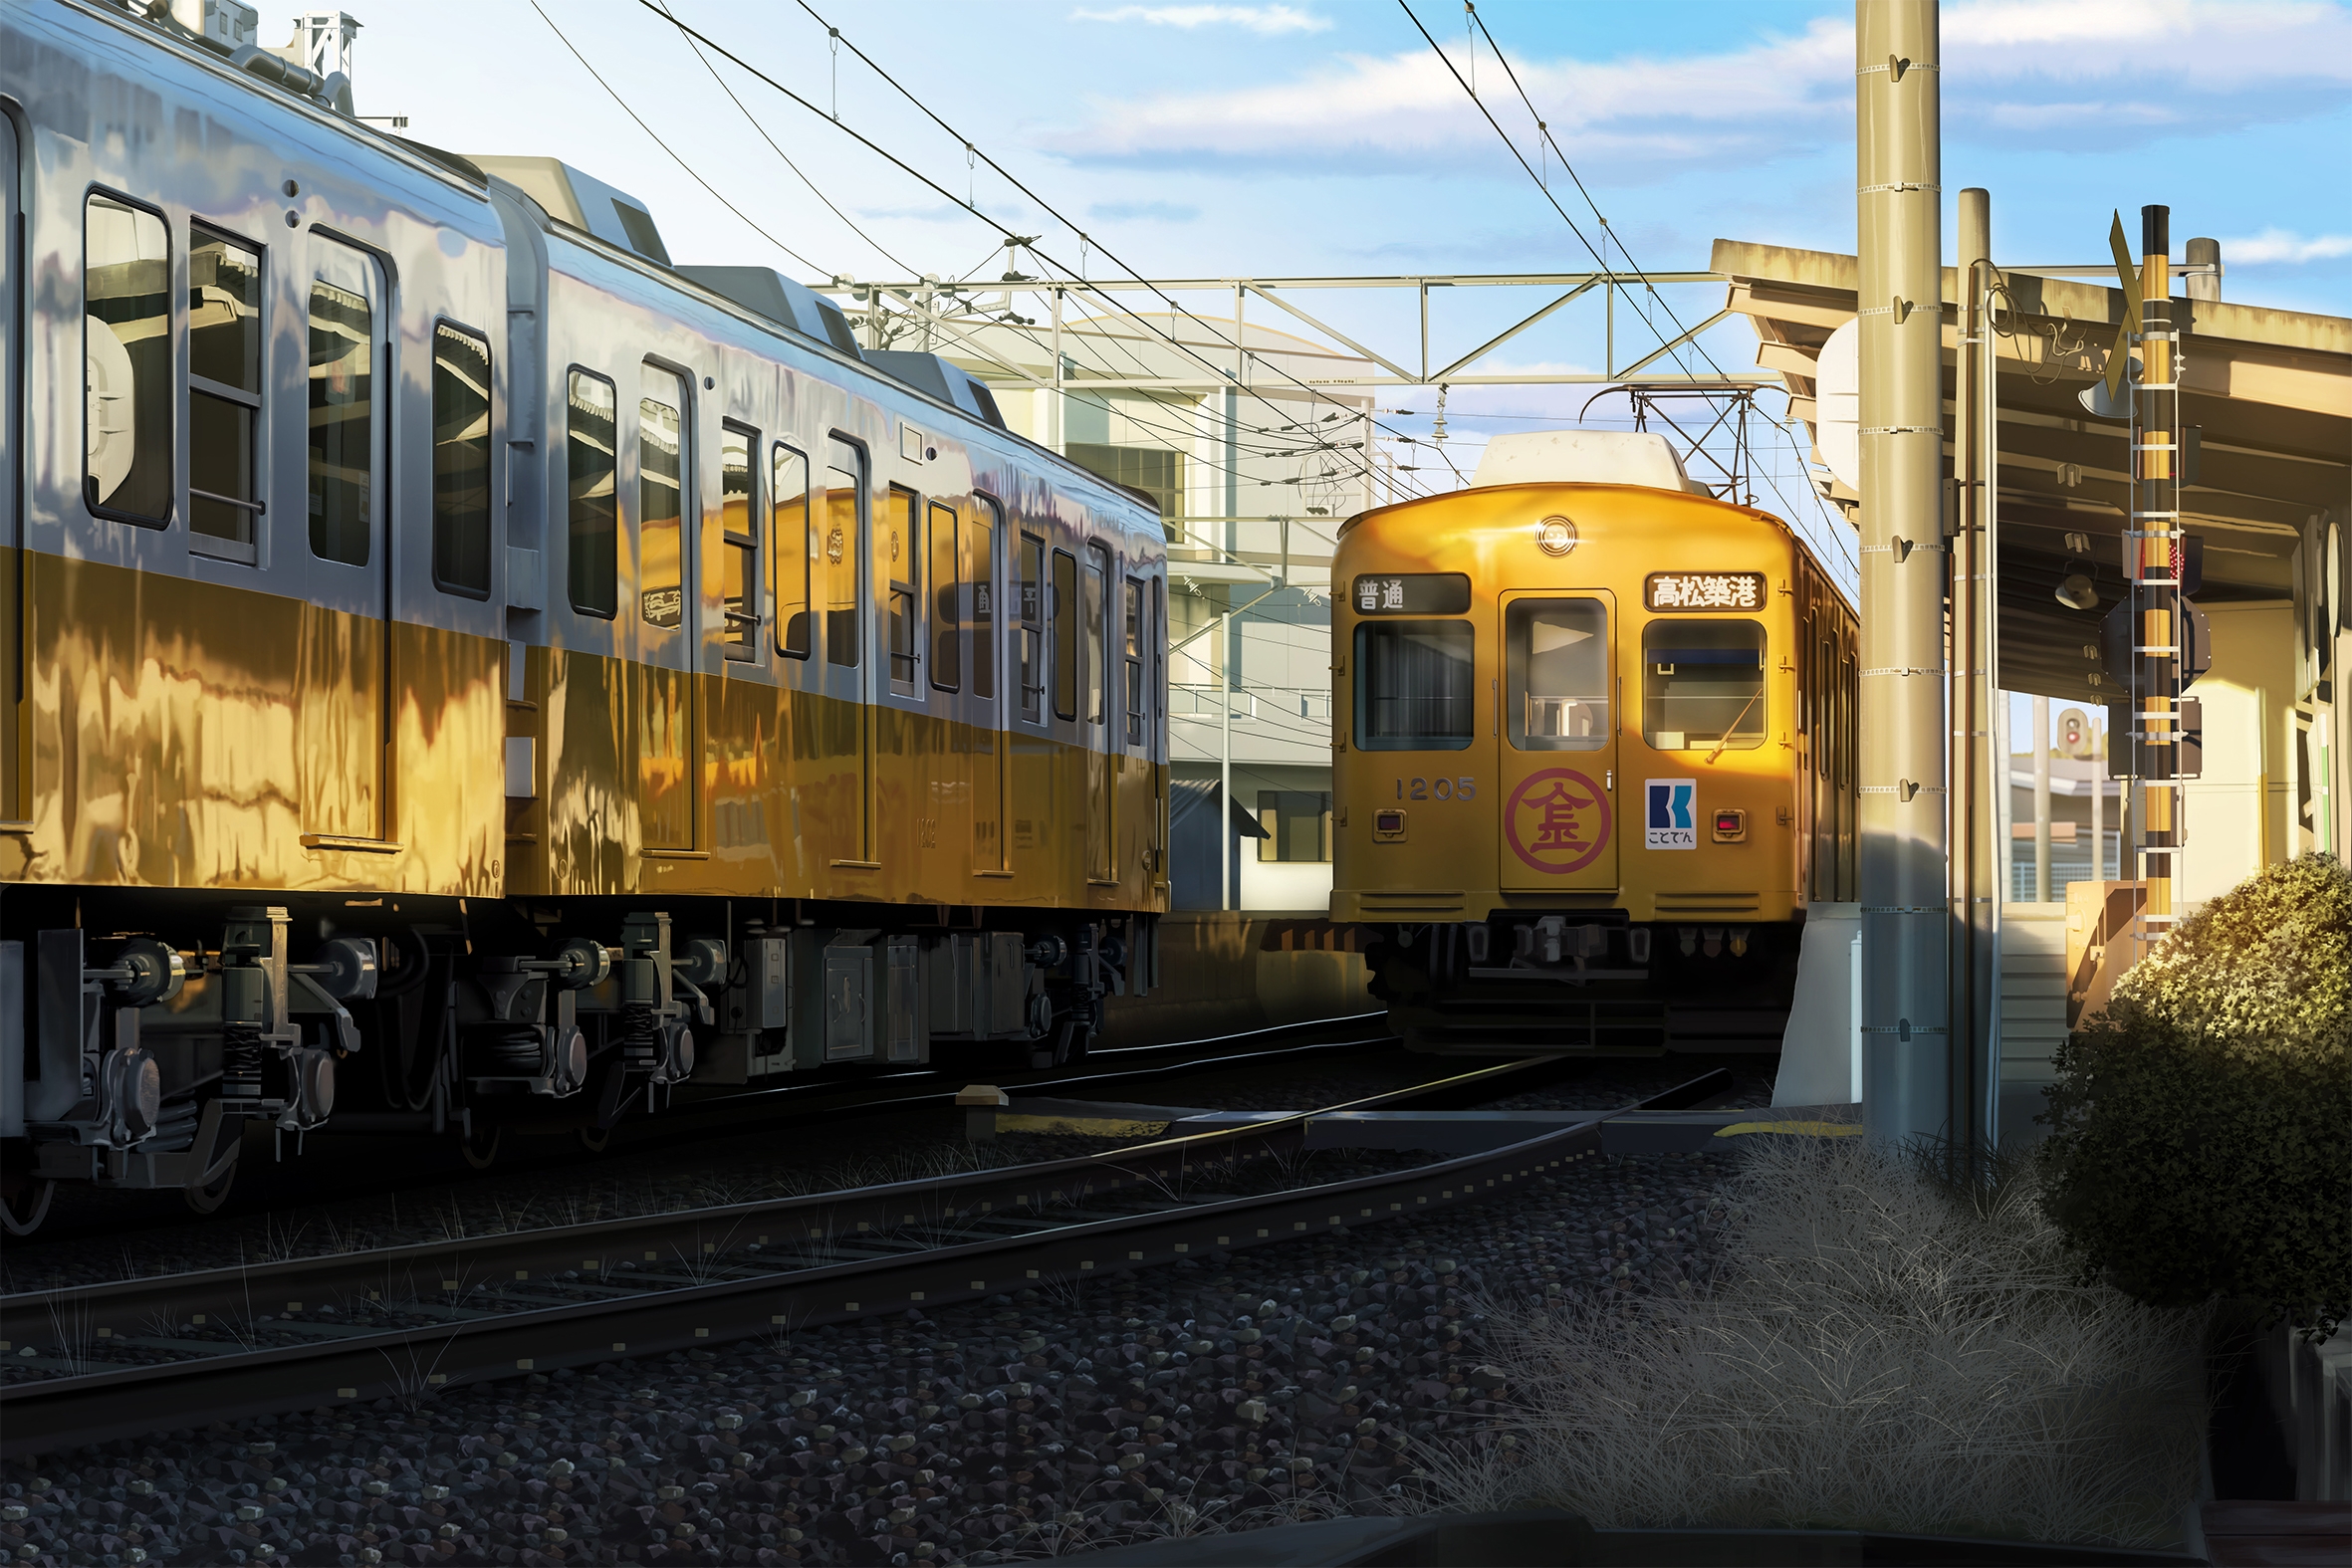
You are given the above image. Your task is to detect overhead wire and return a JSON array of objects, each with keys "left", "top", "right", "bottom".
[
  {"left": 648, "top": 0, "right": 1435, "bottom": 501},
  {"left": 530, "top": 0, "right": 828, "bottom": 276}
]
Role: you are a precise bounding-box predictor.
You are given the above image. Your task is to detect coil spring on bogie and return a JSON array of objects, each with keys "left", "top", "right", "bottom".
[
  {"left": 221, "top": 1026, "right": 263, "bottom": 1099},
  {"left": 145, "top": 1097, "right": 203, "bottom": 1153},
  {"left": 482, "top": 1027, "right": 546, "bottom": 1069}
]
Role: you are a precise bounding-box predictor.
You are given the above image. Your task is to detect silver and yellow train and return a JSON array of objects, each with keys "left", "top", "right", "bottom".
[
  {"left": 0, "top": 1, "right": 1169, "bottom": 1231},
  {"left": 1330, "top": 431, "right": 1856, "bottom": 1054}
]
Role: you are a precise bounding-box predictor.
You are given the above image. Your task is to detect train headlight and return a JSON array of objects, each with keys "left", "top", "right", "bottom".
[{"left": 1534, "top": 516, "right": 1577, "bottom": 557}]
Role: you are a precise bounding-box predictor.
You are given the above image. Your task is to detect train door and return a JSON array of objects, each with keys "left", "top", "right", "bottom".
[
  {"left": 296, "top": 237, "right": 391, "bottom": 842},
  {"left": 966, "top": 495, "right": 1007, "bottom": 874},
  {"left": 1498, "top": 590, "right": 1619, "bottom": 891},
  {"left": 1084, "top": 539, "right": 1114, "bottom": 883},
  {"left": 821, "top": 438, "right": 872, "bottom": 864},
  {"left": 634, "top": 362, "right": 694, "bottom": 851}
]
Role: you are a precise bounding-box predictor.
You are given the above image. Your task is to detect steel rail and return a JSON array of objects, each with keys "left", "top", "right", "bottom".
[{"left": 0, "top": 1063, "right": 1732, "bottom": 1457}]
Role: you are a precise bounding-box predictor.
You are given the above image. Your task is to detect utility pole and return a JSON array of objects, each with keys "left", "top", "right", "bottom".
[
  {"left": 2123, "top": 205, "right": 2187, "bottom": 952},
  {"left": 1220, "top": 609, "right": 1235, "bottom": 914},
  {"left": 1855, "top": 0, "right": 1950, "bottom": 1150},
  {"left": 1951, "top": 185, "right": 1999, "bottom": 1165}
]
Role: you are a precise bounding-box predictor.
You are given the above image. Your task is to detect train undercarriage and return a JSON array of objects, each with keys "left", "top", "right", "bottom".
[
  {"left": 1364, "top": 912, "right": 1802, "bottom": 1055},
  {"left": 0, "top": 891, "right": 1154, "bottom": 1234}
]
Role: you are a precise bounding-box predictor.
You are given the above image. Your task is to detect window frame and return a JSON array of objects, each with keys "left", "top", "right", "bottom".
[
  {"left": 885, "top": 485, "right": 921, "bottom": 694},
  {"left": 565, "top": 365, "right": 620, "bottom": 618},
  {"left": 823, "top": 436, "right": 866, "bottom": 670},
  {"left": 1084, "top": 542, "right": 1111, "bottom": 730},
  {"left": 303, "top": 235, "right": 381, "bottom": 569},
  {"left": 1051, "top": 547, "right": 1079, "bottom": 723},
  {"left": 185, "top": 220, "right": 265, "bottom": 562},
  {"left": 1123, "top": 574, "right": 1146, "bottom": 749},
  {"left": 928, "top": 501, "right": 961, "bottom": 694},
  {"left": 1640, "top": 615, "right": 1768, "bottom": 754},
  {"left": 635, "top": 359, "right": 689, "bottom": 631},
  {"left": 719, "top": 419, "right": 760, "bottom": 660},
  {"left": 1504, "top": 595, "right": 1611, "bottom": 753},
  {"left": 1018, "top": 531, "right": 1047, "bottom": 723},
  {"left": 82, "top": 185, "right": 175, "bottom": 531},
  {"left": 772, "top": 440, "right": 813, "bottom": 658},
  {"left": 1352, "top": 618, "right": 1477, "bottom": 753},
  {"left": 428, "top": 317, "right": 496, "bottom": 600},
  {"left": 967, "top": 494, "right": 1003, "bottom": 703}
]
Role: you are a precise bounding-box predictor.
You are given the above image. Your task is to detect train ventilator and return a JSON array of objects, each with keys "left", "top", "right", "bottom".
[
  {"left": 1330, "top": 431, "right": 1857, "bottom": 1054},
  {"left": 0, "top": 1, "right": 1169, "bottom": 1233}
]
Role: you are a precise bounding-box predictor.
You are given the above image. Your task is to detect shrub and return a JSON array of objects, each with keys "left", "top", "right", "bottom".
[
  {"left": 2037, "top": 853, "right": 2352, "bottom": 1339},
  {"left": 1431, "top": 1132, "right": 2206, "bottom": 1545}
]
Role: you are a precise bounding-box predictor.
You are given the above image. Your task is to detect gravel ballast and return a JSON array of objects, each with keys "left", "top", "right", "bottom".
[{"left": 1, "top": 1062, "right": 1771, "bottom": 1565}]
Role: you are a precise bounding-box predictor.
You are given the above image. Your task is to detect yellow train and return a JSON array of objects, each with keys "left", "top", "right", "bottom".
[
  {"left": 1330, "top": 431, "right": 1856, "bottom": 1053},
  {"left": 0, "top": 1, "right": 1167, "bottom": 1232}
]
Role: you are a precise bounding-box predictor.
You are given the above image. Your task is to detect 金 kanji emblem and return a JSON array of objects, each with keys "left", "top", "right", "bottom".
[{"left": 1505, "top": 768, "right": 1611, "bottom": 874}]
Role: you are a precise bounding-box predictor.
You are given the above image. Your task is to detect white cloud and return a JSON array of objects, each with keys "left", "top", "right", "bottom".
[
  {"left": 1046, "top": 0, "right": 2352, "bottom": 173},
  {"left": 1070, "top": 4, "right": 1331, "bottom": 34},
  {"left": 2219, "top": 228, "right": 2352, "bottom": 265}
]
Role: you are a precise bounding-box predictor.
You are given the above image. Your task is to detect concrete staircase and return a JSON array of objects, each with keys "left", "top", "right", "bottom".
[{"left": 1998, "top": 902, "right": 2069, "bottom": 1147}]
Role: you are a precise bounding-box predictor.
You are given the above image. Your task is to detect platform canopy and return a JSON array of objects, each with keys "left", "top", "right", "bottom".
[{"left": 1713, "top": 239, "right": 2351, "bottom": 699}]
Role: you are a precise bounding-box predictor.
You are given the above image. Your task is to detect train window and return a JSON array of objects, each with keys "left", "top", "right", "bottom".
[
  {"left": 1019, "top": 532, "right": 1045, "bottom": 720},
  {"left": 187, "top": 227, "right": 263, "bottom": 556},
  {"left": 720, "top": 423, "right": 758, "bottom": 659},
  {"left": 638, "top": 364, "right": 686, "bottom": 628},
  {"left": 1506, "top": 598, "right": 1609, "bottom": 752},
  {"left": 1153, "top": 577, "right": 1167, "bottom": 752},
  {"left": 85, "top": 193, "right": 172, "bottom": 525},
  {"left": 307, "top": 241, "right": 379, "bottom": 566},
  {"left": 1124, "top": 576, "right": 1146, "bottom": 748},
  {"left": 966, "top": 498, "right": 1000, "bottom": 701},
  {"left": 887, "top": 488, "right": 919, "bottom": 692},
  {"left": 566, "top": 370, "right": 619, "bottom": 617},
  {"left": 1353, "top": 621, "right": 1475, "bottom": 752},
  {"left": 430, "top": 324, "right": 494, "bottom": 596},
  {"left": 1052, "top": 548, "right": 1079, "bottom": 722},
  {"left": 823, "top": 441, "right": 863, "bottom": 667},
  {"left": 1644, "top": 619, "right": 1765, "bottom": 753},
  {"left": 1257, "top": 790, "right": 1332, "bottom": 863},
  {"left": 930, "top": 503, "right": 960, "bottom": 692},
  {"left": 1085, "top": 544, "right": 1110, "bottom": 728},
  {"left": 774, "top": 444, "right": 811, "bottom": 657}
]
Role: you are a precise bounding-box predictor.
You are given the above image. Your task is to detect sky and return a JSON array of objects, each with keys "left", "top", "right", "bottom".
[{"left": 348, "top": 0, "right": 2349, "bottom": 551}]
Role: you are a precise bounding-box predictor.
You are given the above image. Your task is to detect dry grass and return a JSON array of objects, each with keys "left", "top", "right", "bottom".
[{"left": 1422, "top": 1130, "right": 2209, "bottom": 1549}]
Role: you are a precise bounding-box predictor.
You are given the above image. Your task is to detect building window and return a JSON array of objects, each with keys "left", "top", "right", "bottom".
[
  {"left": 1258, "top": 790, "right": 1332, "bottom": 863},
  {"left": 1644, "top": 618, "right": 1765, "bottom": 752},
  {"left": 188, "top": 226, "right": 263, "bottom": 556},
  {"left": 1065, "top": 441, "right": 1183, "bottom": 530},
  {"left": 85, "top": 193, "right": 172, "bottom": 525},
  {"left": 720, "top": 423, "right": 758, "bottom": 658},
  {"left": 430, "top": 322, "right": 494, "bottom": 597},
  {"left": 567, "top": 370, "right": 618, "bottom": 616}
]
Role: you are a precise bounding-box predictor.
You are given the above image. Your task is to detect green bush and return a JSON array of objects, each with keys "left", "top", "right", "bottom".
[{"left": 2038, "top": 853, "right": 2352, "bottom": 1339}]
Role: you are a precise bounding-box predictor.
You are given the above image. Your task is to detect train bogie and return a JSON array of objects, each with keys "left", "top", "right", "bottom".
[
  {"left": 0, "top": 2, "right": 1167, "bottom": 1230},
  {"left": 1331, "top": 432, "right": 1856, "bottom": 1054}
]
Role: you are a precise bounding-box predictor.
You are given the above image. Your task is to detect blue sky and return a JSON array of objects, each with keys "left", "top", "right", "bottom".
[{"left": 356, "top": 0, "right": 2348, "bottom": 515}]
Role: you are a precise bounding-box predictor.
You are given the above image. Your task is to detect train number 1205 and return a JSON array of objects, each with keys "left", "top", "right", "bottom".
[{"left": 1396, "top": 777, "right": 1476, "bottom": 801}]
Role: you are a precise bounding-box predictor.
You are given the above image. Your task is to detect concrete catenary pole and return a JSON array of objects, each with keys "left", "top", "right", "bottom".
[
  {"left": 1856, "top": 0, "right": 1950, "bottom": 1148},
  {"left": 1952, "top": 186, "right": 1999, "bottom": 1162},
  {"left": 2033, "top": 696, "right": 2052, "bottom": 901}
]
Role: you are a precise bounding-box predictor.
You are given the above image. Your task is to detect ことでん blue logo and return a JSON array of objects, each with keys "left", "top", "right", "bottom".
[{"left": 1645, "top": 781, "right": 1696, "bottom": 850}]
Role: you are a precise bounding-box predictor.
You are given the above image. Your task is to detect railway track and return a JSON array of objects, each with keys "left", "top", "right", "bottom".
[{"left": 0, "top": 1057, "right": 1733, "bottom": 1459}]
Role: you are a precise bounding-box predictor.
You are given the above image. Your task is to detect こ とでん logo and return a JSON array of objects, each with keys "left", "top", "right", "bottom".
[{"left": 1505, "top": 769, "right": 1611, "bottom": 874}]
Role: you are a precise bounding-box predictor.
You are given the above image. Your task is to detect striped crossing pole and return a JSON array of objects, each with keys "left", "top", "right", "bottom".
[{"left": 2122, "top": 206, "right": 2185, "bottom": 952}]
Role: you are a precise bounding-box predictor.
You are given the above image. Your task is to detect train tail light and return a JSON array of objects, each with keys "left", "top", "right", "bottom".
[
  {"left": 1711, "top": 808, "right": 1747, "bottom": 842},
  {"left": 1372, "top": 809, "right": 1406, "bottom": 842}
]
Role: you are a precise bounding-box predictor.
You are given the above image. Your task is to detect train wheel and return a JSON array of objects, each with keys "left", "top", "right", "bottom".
[
  {"left": 183, "top": 1159, "right": 238, "bottom": 1217},
  {"left": 459, "top": 1121, "right": 503, "bottom": 1171},
  {"left": 1, "top": 1176, "right": 55, "bottom": 1237}
]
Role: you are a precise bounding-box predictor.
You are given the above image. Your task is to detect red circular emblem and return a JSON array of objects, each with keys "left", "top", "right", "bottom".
[{"left": 1504, "top": 768, "right": 1611, "bottom": 874}]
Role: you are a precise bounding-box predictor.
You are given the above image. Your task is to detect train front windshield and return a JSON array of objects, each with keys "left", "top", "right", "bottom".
[
  {"left": 1356, "top": 621, "right": 1475, "bottom": 750},
  {"left": 1644, "top": 619, "right": 1765, "bottom": 751}
]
